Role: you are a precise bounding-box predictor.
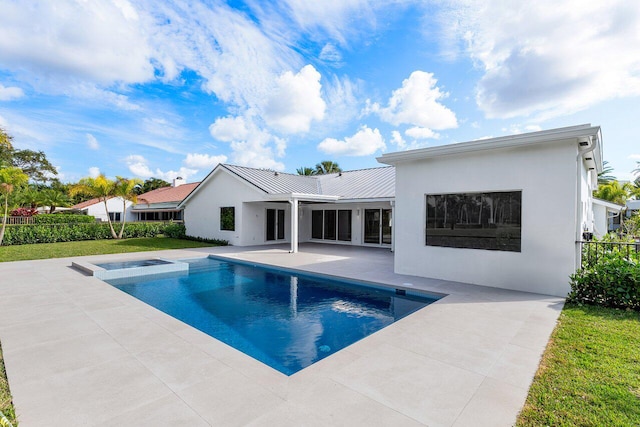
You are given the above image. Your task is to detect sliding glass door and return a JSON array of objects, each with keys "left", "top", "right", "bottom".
[
  {"left": 266, "top": 208, "right": 285, "bottom": 241},
  {"left": 364, "top": 208, "right": 392, "bottom": 245}
]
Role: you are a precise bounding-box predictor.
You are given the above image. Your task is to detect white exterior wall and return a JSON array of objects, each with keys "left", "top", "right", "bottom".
[
  {"left": 183, "top": 170, "right": 259, "bottom": 245},
  {"left": 393, "top": 142, "right": 581, "bottom": 297},
  {"left": 85, "top": 197, "right": 134, "bottom": 222},
  {"left": 241, "top": 202, "right": 291, "bottom": 246},
  {"left": 592, "top": 204, "right": 608, "bottom": 237}
]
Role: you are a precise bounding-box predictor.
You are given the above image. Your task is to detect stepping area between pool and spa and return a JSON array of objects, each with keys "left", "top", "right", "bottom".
[{"left": 0, "top": 243, "right": 563, "bottom": 426}]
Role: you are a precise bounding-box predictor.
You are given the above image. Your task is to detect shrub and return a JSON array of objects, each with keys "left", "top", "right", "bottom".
[
  {"left": 184, "top": 234, "right": 229, "bottom": 246},
  {"left": 568, "top": 251, "right": 640, "bottom": 310},
  {"left": 33, "top": 214, "right": 95, "bottom": 224},
  {"left": 1, "top": 222, "right": 166, "bottom": 246},
  {"left": 10, "top": 207, "right": 38, "bottom": 217},
  {"left": 163, "top": 223, "right": 186, "bottom": 239}
]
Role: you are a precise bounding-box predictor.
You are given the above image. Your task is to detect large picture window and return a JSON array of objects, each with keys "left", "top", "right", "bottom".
[
  {"left": 426, "top": 191, "right": 522, "bottom": 252},
  {"left": 220, "top": 206, "right": 235, "bottom": 231}
]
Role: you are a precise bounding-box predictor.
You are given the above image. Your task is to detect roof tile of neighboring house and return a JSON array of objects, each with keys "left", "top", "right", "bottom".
[
  {"left": 71, "top": 197, "right": 105, "bottom": 210},
  {"left": 137, "top": 182, "right": 200, "bottom": 205},
  {"left": 222, "top": 164, "right": 395, "bottom": 199}
]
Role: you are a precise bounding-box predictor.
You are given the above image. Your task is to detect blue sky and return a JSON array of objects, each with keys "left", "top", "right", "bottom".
[{"left": 1, "top": 0, "right": 639, "bottom": 183}]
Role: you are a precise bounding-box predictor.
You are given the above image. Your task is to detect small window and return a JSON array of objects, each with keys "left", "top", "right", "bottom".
[
  {"left": 220, "top": 207, "right": 235, "bottom": 231},
  {"left": 108, "top": 212, "right": 121, "bottom": 222}
]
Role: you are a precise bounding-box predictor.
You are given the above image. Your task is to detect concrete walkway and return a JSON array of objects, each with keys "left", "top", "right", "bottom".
[{"left": 0, "top": 244, "right": 563, "bottom": 426}]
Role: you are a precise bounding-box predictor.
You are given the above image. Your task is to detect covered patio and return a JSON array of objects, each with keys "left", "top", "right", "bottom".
[{"left": 0, "top": 244, "right": 562, "bottom": 426}]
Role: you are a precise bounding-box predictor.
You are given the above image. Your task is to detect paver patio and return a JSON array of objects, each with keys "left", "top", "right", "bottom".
[{"left": 0, "top": 244, "right": 563, "bottom": 426}]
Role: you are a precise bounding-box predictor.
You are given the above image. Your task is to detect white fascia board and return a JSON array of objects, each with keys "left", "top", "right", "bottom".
[
  {"left": 377, "top": 124, "right": 601, "bottom": 165},
  {"left": 335, "top": 197, "right": 395, "bottom": 204},
  {"left": 265, "top": 193, "right": 341, "bottom": 202},
  {"left": 592, "top": 198, "right": 624, "bottom": 211}
]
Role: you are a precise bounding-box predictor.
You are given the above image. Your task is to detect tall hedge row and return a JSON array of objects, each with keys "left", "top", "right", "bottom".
[
  {"left": 32, "top": 214, "right": 96, "bottom": 224},
  {"left": 2, "top": 222, "right": 166, "bottom": 246}
]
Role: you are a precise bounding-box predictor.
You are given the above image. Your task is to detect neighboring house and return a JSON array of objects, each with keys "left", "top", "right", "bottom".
[
  {"left": 70, "top": 197, "right": 135, "bottom": 222},
  {"left": 378, "top": 123, "right": 603, "bottom": 297},
  {"left": 626, "top": 199, "right": 640, "bottom": 219},
  {"left": 178, "top": 164, "right": 395, "bottom": 251},
  {"left": 133, "top": 178, "right": 199, "bottom": 222},
  {"left": 592, "top": 198, "right": 624, "bottom": 236}
]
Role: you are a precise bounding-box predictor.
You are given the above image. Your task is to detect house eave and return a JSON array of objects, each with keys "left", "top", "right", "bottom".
[{"left": 377, "top": 124, "right": 602, "bottom": 172}]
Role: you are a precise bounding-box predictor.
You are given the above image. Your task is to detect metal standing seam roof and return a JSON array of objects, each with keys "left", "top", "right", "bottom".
[{"left": 221, "top": 164, "right": 395, "bottom": 199}]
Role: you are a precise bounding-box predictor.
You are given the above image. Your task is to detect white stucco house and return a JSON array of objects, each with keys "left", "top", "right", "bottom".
[
  {"left": 181, "top": 124, "right": 603, "bottom": 297},
  {"left": 70, "top": 196, "right": 135, "bottom": 223}
]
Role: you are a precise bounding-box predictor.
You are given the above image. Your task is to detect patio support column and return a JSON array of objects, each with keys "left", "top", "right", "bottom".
[{"left": 290, "top": 198, "right": 299, "bottom": 253}]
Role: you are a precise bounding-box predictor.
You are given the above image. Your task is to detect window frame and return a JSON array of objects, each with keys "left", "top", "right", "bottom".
[{"left": 220, "top": 206, "right": 235, "bottom": 231}]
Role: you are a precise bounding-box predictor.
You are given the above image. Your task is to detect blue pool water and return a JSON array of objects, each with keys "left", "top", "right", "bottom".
[{"left": 106, "top": 257, "right": 440, "bottom": 375}]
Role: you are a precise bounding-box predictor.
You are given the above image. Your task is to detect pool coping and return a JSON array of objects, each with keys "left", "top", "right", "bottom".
[{"left": 0, "top": 244, "right": 564, "bottom": 426}]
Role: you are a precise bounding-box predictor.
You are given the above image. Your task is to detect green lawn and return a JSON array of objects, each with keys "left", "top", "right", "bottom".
[
  {"left": 1, "top": 341, "right": 17, "bottom": 426},
  {"left": 517, "top": 304, "right": 640, "bottom": 426},
  {"left": 0, "top": 237, "right": 214, "bottom": 263}
]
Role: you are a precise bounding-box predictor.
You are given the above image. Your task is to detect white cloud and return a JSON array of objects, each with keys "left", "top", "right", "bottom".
[
  {"left": 0, "top": 0, "right": 301, "bottom": 113},
  {"left": 88, "top": 167, "right": 101, "bottom": 178},
  {"left": 86, "top": 133, "right": 99, "bottom": 150},
  {"left": 125, "top": 154, "right": 197, "bottom": 181},
  {"left": 628, "top": 154, "right": 640, "bottom": 160},
  {"left": 0, "top": 1, "right": 154, "bottom": 85},
  {"left": 405, "top": 126, "right": 438, "bottom": 140},
  {"left": 268, "top": 0, "right": 382, "bottom": 45},
  {"left": 372, "top": 71, "right": 458, "bottom": 130},
  {"left": 317, "top": 125, "right": 385, "bottom": 156},
  {"left": 209, "top": 114, "right": 286, "bottom": 170},
  {"left": 319, "top": 43, "right": 342, "bottom": 64},
  {"left": 184, "top": 153, "right": 227, "bottom": 169},
  {"left": 0, "top": 84, "right": 24, "bottom": 101},
  {"left": 501, "top": 124, "right": 543, "bottom": 135},
  {"left": 437, "top": 0, "right": 640, "bottom": 119},
  {"left": 209, "top": 116, "right": 251, "bottom": 142},
  {"left": 264, "top": 65, "right": 326, "bottom": 134},
  {"left": 390, "top": 130, "right": 406, "bottom": 149}
]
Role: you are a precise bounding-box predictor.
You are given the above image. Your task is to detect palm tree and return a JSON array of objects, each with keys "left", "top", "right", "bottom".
[
  {"left": 598, "top": 160, "right": 615, "bottom": 184},
  {"left": 0, "top": 167, "right": 29, "bottom": 245},
  {"left": 39, "top": 189, "right": 71, "bottom": 213},
  {"left": 296, "top": 167, "right": 315, "bottom": 176},
  {"left": 593, "top": 180, "right": 631, "bottom": 205},
  {"left": 633, "top": 161, "right": 640, "bottom": 183},
  {"left": 69, "top": 175, "right": 118, "bottom": 239},
  {"left": 314, "top": 161, "right": 342, "bottom": 175},
  {"left": 113, "top": 176, "right": 142, "bottom": 239}
]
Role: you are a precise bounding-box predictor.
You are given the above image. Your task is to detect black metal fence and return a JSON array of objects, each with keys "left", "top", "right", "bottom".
[{"left": 579, "top": 240, "right": 640, "bottom": 267}]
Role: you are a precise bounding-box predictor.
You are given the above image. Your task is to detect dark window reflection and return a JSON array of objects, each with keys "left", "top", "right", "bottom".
[{"left": 425, "top": 191, "right": 522, "bottom": 252}]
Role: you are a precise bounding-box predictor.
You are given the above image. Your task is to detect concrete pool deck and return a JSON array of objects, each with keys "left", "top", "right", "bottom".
[{"left": 0, "top": 244, "right": 563, "bottom": 426}]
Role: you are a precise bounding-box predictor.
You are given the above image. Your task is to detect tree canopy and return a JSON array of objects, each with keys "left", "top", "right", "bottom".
[
  {"left": 0, "top": 127, "right": 57, "bottom": 182},
  {"left": 134, "top": 177, "right": 171, "bottom": 195},
  {"left": 296, "top": 161, "right": 342, "bottom": 175}
]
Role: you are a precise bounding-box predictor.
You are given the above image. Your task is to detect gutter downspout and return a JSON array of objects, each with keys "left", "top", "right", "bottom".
[{"left": 575, "top": 137, "right": 596, "bottom": 269}]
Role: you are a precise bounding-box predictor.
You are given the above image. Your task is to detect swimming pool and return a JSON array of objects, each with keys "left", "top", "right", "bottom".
[{"left": 105, "top": 257, "right": 440, "bottom": 375}]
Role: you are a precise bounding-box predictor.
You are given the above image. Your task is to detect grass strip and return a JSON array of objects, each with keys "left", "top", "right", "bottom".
[
  {"left": 0, "top": 237, "right": 215, "bottom": 262},
  {"left": 0, "top": 341, "right": 17, "bottom": 426},
  {"left": 517, "top": 303, "right": 640, "bottom": 426}
]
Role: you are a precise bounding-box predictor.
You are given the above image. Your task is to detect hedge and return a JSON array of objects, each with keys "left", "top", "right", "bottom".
[
  {"left": 2, "top": 222, "right": 166, "bottom": 246},
  {"left": 568, "top": 249, "right": 640, "bottom": 311},
  {"left": 32, "top": 214, "right": 96, "bottom": 224}
]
